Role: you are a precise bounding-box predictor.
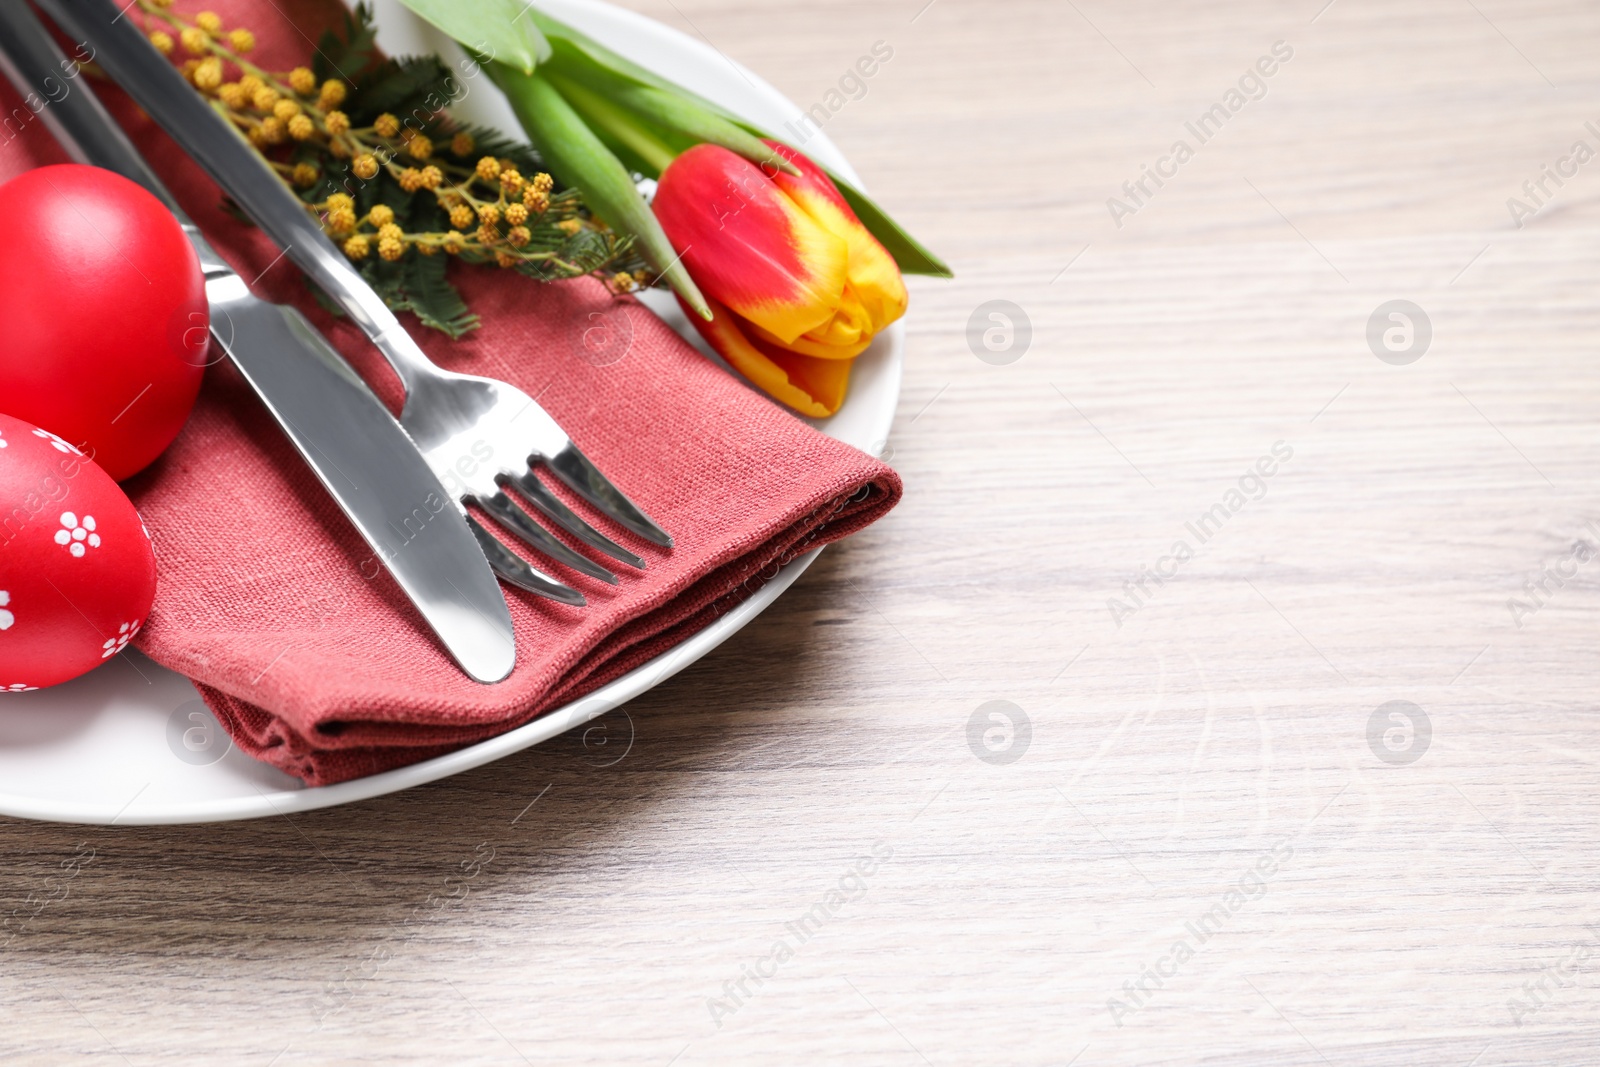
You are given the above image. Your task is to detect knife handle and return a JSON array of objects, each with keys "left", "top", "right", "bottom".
[
  {"left": 33, "top": 0, "right": 406, "bottom": 353},
  {"left": 0, "top": 4, "right": 178, "bottom": 210}
]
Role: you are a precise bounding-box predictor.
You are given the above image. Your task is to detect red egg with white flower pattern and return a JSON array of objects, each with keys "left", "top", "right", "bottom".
[{"left": 0, "top": 412, "right": 157, "bottom": 692}]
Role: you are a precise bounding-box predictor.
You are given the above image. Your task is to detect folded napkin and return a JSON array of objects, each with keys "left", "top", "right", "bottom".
[{"left": 0, "top": 0, "right": 900, "bottom": 785}]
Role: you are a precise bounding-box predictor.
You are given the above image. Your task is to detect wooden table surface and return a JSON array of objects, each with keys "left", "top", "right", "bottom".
[{"left": 7, "top": 0, "right": 1600, "bottom": 1063}]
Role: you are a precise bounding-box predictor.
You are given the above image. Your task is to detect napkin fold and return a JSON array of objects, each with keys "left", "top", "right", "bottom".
[{"left": 0, "top": 0, "right": 900, "bottom": 785}]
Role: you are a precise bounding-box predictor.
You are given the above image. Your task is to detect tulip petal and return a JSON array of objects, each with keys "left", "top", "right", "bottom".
[
  {"left": 678, "top": 295, "right": 852, "bottom": 417},
  {"left": 655, "top": 145, "right": 848, "bottom": 344},
  {"left": 746, "top": 296, "right": 874, "bottom": 361},
  {"left": 759, "top": 346, "right": 853, "bottom": 416},
  {"left": 765, "top": 141, "right": 908, "bottom": 335}
]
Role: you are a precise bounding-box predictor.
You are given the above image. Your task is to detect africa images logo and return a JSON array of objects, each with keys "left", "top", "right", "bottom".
[
  {"left": 705, "top": 842, "right": 893, "bottom": 1029},
  {"left": 1107, "top": 838, "right": 1294, "bottom": 1027},
  {"left": 1106, "top": 41, "right": 1294, "bottom": 228},
  {"left": 1107, "top": 441, "right": 1293, "bottom": 627}
]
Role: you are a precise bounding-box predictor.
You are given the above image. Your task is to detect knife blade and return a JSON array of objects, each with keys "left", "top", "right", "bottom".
[{"left": 0, "top": 2, "right": 517, "bottom": 684}]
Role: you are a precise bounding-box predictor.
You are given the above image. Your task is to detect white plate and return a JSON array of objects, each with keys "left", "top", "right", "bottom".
[{"left": 0, "top": 0, "right": 902, "bottom": 825}]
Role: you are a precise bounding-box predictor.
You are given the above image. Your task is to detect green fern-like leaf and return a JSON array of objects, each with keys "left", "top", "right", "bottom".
[
  {"left": 516, "top": 227, "right": 632, "bottom": 282},
  {"left": 350, "top": 55, "right": 453, "bottom": 124},
  {"left": 440, "top": 120, "right": 546, "bottom": 175},
  {"left": 357, "top": 254, "right": 478, "bottom": 340},
  {"left": 222, "top": 1, "right": 643, "bottom": 338},
  {"left": 313, "top": 2, "right": 379, "bottom": 84}
]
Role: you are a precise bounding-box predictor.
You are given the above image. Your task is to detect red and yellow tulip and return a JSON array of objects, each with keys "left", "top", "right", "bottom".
[
  {"left": 652, "top": 141, "right": 908, "bottom": 417},
  {"left": 481, "top": 9, "right": 946, "bottom": 416}
]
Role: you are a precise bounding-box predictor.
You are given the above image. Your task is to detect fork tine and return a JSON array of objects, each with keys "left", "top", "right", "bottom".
[
  {"left": 467, "top": 516, "right": 586, "bottom": 606},
  {"left": 478, "top": 491, "right": 618, "bottom": 585},
  {"left": 546, "top": 443, "right": 674, "bottom": 548},
  {"left": 505, "top": 470, "right": 645, "bottom": 569}
]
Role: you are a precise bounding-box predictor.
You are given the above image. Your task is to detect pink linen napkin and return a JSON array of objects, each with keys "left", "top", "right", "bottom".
[{"left": 0, "top": 0, "right": 901, "bottom": 785}]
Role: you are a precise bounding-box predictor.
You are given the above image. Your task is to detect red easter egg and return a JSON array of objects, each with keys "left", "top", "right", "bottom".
[
  {"left": 0, "top": 413, "right": 157, "bottom": 691},
  {"left": 0, "top": 164, "right": 208, "bottom": 481}
]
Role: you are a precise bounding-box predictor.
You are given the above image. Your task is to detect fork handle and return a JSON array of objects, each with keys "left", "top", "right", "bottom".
[{"left": 35, "top": 0, "right": 441, "bottom": 396}]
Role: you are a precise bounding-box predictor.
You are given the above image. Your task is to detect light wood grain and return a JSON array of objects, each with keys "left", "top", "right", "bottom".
[{"left": 7, "top": 0, "right": 1600, "bottom": 1063}]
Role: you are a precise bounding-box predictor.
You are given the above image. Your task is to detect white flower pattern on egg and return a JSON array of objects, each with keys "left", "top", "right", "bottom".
[
  {"left": 54, "top": 512, "right": 101, "bottom": 558},
  {"left": 2, "top": 684, "right": 36, "bottom": 693},
  {"left": 100, "top": 620, "right": 141, "bottom": 659},
  {"left": 30, "top": 428, "right": 80, "bottom": 455},
  {"left": 0, "top": 429, "right": 7, "bottom": 448},
  {"left": 0, "top": 591, "right": 11, "bottom": 631}
]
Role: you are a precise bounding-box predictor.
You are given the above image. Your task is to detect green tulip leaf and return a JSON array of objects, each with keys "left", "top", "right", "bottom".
[
  {"left": 544, "top": 72, "right": 679, "bottom": 174},
  {"left": 393, "top": 0, "right": 552, "bottom": 74},
  {"left": 542, "top": 47, "right": 796, "bottom": 176},
  {"left": 489, "top": 64, "right": 710, "bottom": 318},
  {"left": 526, "top": 9, "right": 951, "bottom": 277}
]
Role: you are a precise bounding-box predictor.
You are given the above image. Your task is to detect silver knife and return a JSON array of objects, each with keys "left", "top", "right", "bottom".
[{"left": 0, "top": 2, "right": 516, "bottom": 684}]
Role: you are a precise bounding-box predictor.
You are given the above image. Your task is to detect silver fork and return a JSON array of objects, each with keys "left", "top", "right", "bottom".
[
  {"left": 382, "top": 332, "right": 673, "bottom": 605},
  {"left": 50, "top": 0, "right": 672, "bottom": 606}
]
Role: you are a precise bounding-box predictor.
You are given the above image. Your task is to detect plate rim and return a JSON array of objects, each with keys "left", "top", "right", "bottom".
[{"left": 0, "top": 0, "right": 902, "bottom": 825}]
